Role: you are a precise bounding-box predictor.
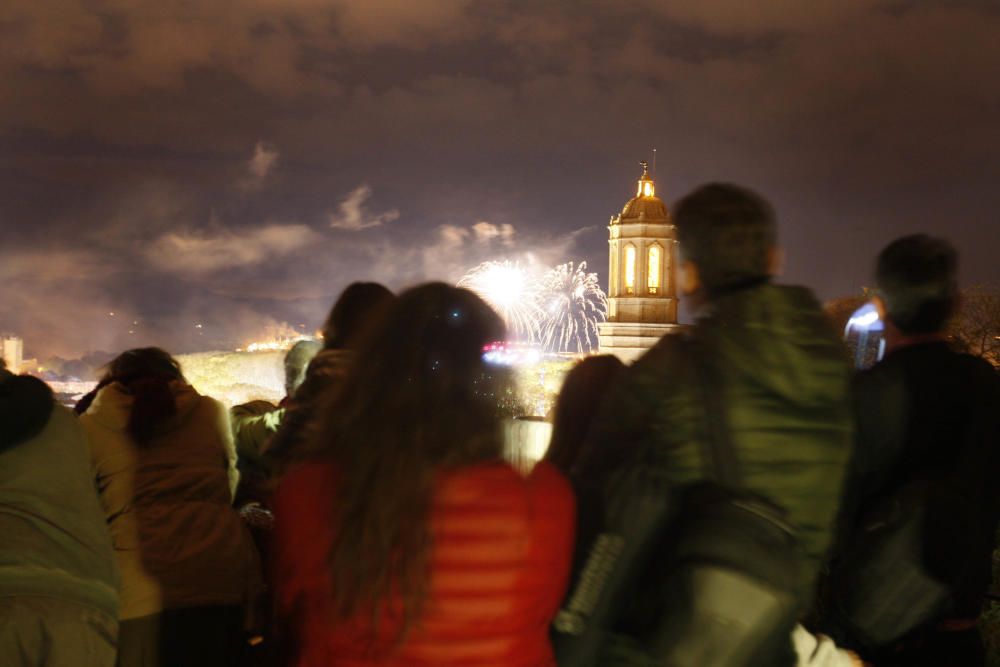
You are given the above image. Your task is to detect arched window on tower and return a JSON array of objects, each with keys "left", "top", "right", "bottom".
[
  {"left": 624, "top": 245, "right": 636, "bottom": 295},
  {"left": 647, "top": 244, "right": 661, "bottom": 295}
]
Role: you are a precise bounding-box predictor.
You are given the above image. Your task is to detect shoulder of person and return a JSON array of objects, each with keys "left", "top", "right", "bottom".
[
  {"left": 954, "top": 349, "right": 1000, "bottom": 382},
  {"left": 78, "top": 382, "right": 131, "bottom": 430},
  {"left": 623, "top": 333, "right": 692, "bottom": 392},
  {"left": 854, "top": 351, "right": 906, "bottom": 390},
  {"left": 952, "top": 352, "right": 1000, "bottom": 414},
  {"left": 636, "top": 330, "right": 687, "bottom": 365},
  {"left": 191, "top": 391, "right": 229, "bottom": 417},
  {"left": 771, "top": 282, "right": 823, "bottom": 305},
  {"left": 46, "top": 402, "right": 84, "bottom": 432},
  {"left": 37, "top": 405, "right": 91, "bottom": 460}
]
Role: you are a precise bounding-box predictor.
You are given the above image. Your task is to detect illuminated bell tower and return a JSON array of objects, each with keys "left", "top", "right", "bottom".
[{"left": 597, "top": 161, "right": 681, "bottom": 362}]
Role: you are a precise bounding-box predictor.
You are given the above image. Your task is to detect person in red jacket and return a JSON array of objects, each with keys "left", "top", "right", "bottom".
[{"left": 272, "top": 282, "right": 575, "bottom": 667}]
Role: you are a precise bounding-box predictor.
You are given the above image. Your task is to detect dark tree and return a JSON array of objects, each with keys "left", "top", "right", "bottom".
[{"left": 950, "top": 286, "right": 1000, "bottom": 368}]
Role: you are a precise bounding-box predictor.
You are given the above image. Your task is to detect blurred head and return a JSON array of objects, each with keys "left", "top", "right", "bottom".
[
  {"left": 321, "top": 282, "right": 395, "bottom": 350},
  {"left": 0, "top": 373, "right": 55, "bottom": 453},
  {"left": 103, "top": 347, "right": 184, "bottom": 384},
  {"left": 673, "top": 183, "right": 778, "bottom": 297},
  {"left": 316, "top": 282, "right": 506, "bottom": 637},
  {"left": 874, "top": 234, "right": 959, "bottom": 335},
  {"left": 85, "top": 348, "right": 185, "bottom": 444},
  {"left": 283, "top": 339, "right": 322, "bottom": 397},
  {"left": 545, "top": 355, "right": 625, "bottom": 476}
]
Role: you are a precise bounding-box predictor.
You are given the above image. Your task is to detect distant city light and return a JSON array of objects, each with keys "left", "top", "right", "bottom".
[{"left": 482, "top": 341, "right": 542, "bottom": 366}]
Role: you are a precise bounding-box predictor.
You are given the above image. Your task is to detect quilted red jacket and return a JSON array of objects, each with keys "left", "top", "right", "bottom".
[{"left": 272, "top": 459, "right": 575, "bottom": 667}]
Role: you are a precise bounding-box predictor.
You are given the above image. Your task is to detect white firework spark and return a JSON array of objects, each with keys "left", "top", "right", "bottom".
[
  {"left": 457, "top": 260, "right": 545, "bottom": 342},
  {"left": 539, "top": 261, "right": 608, "bottom": 354}
]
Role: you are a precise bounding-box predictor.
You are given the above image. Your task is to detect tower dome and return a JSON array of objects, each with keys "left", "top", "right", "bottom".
[{"left": 619, "top": 195, "right": 669, "bottom": 221}]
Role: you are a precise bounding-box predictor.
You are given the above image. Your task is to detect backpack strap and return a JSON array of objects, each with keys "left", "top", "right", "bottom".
[{"left": 687, "top": 336, "right": 743, "bottom": 487}]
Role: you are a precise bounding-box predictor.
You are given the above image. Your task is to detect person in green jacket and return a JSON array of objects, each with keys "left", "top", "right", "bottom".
[
  {"left": 0, "top": 361, "right": 120, "bottom": 666},
  {"left": 229, "top": 283, "right": 396, "bottom": 490},
  {"left": 571, "top": 183, "right": 854, "bottom": 666},
  {"left": 230, "top": 339, "right": 322, "bottom": 491}
]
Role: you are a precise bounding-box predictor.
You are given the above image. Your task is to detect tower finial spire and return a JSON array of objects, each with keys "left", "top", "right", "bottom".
[{"left": 637, "top": 159, "right": 654, "bottom": 197}]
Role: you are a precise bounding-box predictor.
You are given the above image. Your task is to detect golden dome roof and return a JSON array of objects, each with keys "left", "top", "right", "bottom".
[{"left": 620, "top": 195, "right": 668, "bottom": 220}]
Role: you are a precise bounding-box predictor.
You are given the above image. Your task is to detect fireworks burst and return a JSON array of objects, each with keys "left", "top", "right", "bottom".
[
  {"left": 457, "top": 260, "right": 545, "bottom": 342},
  {"left": 458, "top": 259, "right": 609, "bottom": 354},
  {"left": 539, "top": 261, "right": 608, "bottom": 354}
]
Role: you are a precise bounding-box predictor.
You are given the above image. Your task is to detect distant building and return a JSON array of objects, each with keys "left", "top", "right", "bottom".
[
  {"left": 597, "top": 162, "right": 683, "bottom": 362},
  {"left": 1, "top": 335, "right": 24, "bottom": 373}
]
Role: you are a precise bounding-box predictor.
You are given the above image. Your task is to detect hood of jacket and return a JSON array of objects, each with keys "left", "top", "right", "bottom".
[
  {"left": 0, "top": 371, "right": 56, "bottom": 452},
  {"left": 83, "top": 380, "right": 203, "bottom": 437},
  {"left": 699, "top": 283, "right": 850, "bottom": 408}
]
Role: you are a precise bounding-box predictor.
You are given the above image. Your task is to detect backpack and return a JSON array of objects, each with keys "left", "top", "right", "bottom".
[
  {"left": 553, "top": 341, "right": 806, "bottom": 667},
  {"left": 825, "top": 480, "right": 959, "bottom": 651}
]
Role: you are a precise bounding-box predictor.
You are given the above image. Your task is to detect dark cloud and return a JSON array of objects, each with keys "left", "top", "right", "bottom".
[{"left": 1, "top": 0, "right": 998, "bottom": 358}]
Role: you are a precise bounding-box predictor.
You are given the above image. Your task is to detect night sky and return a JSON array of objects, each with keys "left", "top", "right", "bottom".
[{"left": 2, "top": 1, "right": 999, "bottom": 360}]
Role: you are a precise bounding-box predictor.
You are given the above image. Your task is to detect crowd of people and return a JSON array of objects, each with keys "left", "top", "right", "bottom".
[{"left": 1, "top": 182, "right": 997, "bottom": 667}]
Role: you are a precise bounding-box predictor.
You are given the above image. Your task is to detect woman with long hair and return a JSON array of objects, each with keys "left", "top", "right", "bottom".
[
  {"left": 78, "top": 348, "right": 257, "bottom": 667},
  {"left": 272, "top": 283, "right": 575, "bottom": 666}
]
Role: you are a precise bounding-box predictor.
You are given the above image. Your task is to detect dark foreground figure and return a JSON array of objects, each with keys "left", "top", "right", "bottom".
[
  {"left": 558, "top": 183, "right": 854, "bottom": 666},
  {"left": 822, "top": 235, "right": 1000, "bottom": 666}
]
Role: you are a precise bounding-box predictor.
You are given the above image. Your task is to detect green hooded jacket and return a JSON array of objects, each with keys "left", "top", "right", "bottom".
[{"left": 578, "top": 283, "right": 854, "bottom": 594}]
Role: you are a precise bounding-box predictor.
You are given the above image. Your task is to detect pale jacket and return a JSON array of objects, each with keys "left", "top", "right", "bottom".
[
  {"left": 0, "top": 381, "right": 119, "bottom": 618},
  {"left": 81, "top": 381, "right": 257, "bottom": 620}
]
